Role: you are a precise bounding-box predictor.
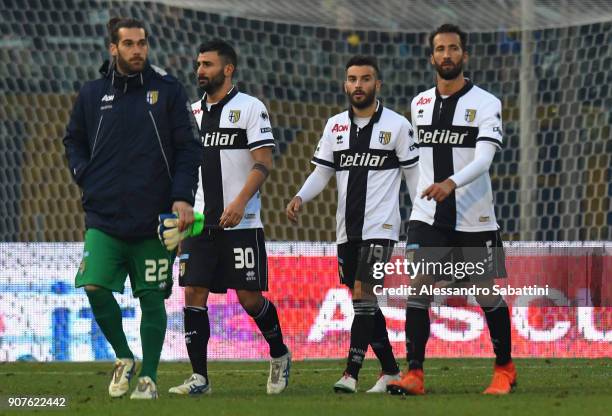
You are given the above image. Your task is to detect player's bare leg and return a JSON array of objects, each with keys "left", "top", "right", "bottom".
[{"left": 237, "top": 290, "right": 291, "bottom": 394}]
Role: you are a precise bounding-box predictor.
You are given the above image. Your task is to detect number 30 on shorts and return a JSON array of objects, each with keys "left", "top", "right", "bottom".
[
  {"left": 144, "top": 258, "right": 170, "bottom": 282},
  {"left": 234, "top": 247, "right": 255, "bottom": 269}
]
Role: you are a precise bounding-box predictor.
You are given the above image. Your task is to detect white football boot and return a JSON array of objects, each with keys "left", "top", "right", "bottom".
[
  {"left": 366, "top": 372, "right": 401, "bottom": 393},
  {"left": 333, "top": 373, "right": 357, "bottom": 393},
  {"left": 267, "top": 349, "right": 292, "bottom": 394},
  {"left": 108, "top": 358, "right": 136, "bottom": 398},
  {"left": 130, "top": 376, "right": 158, "bottom": 399},
  {"left": 168, "top": 374, "right": 211, "bottom": 395}
]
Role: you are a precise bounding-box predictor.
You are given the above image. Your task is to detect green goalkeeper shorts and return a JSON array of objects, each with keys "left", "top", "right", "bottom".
[{"left": 75, "top": 228, "right": 175, "bottom": 298}]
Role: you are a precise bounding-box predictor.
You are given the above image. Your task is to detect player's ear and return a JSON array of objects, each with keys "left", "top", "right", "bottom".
[
  {"left": 109, "top": 42, "right": 118, "bottom": 58},
  {"left": 224, "top": 63, "right": 234, "bottom": 78},
  {"left": 343, "top": 80, "right": 348, "bottom": 95},
  {"left": 375, "top": 79, "right": 382, "bottom": 94},
  {"left": 429, "top": 54, "right": 435, "bottom": 66}
]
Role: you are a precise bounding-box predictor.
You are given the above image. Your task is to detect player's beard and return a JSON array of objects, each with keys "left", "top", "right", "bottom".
[
  {"left": 435, "top": 59, "right": 463, "bottom": 81},
  {"left": 115, "top": 51, "right": 145, "bottom": 75},
  {"left": 199, "top": 69, "right": 226, "bottom": 96},
  {"left": 347, "top": 88, "right": 376, "bottom": 109}
]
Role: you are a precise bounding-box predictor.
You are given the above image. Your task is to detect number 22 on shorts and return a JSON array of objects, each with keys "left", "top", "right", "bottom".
[{"left": 144, "top": 258, "right": 169, "bottom": 282}]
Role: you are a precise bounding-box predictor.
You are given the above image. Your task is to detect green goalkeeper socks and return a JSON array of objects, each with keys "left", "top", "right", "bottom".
[
  {"left": 138, "top": 291, "right": 167, "bottom": 383},
  {"left": 86, "top": 288, "right": 134, "bottom": 360}
]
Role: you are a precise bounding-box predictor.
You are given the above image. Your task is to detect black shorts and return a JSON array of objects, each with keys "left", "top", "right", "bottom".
[
  {"left": 337, "top": 239, "right": 395, "bottom": 289},
  {"left": 406, "top": 220, "right": 507, "bottom": 281},
  {"left": 179, "top": 228, "right": 268, "bottom": 293}
]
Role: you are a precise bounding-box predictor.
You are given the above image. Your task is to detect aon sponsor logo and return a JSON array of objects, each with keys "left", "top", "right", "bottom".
[{"left": 339, "top": 153, "right": 388, "bottom": 168}]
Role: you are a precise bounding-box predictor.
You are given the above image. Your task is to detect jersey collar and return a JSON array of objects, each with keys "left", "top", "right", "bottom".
[
  {"left": 435, "top": 78, "right": 473, "bottom": 101},
  {"left": 348, "top": 99, "right": 383, "bottom": 125},
  {"left": 201, "top": 86, "right": 239, "bottom": 112}
]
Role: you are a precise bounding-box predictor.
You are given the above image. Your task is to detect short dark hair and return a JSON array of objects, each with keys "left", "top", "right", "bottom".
[
  {"left": 429, "top": 23, "right": 467, "bottom": 52},
  {"left": 345, "top": 55, "right": 381, "bottom": 79},
  {"left": 107, "top": 17, "right": 147, "bottom": 45},
  {"left": 198, "top": 39, "right": 238, "bottom": 68}
]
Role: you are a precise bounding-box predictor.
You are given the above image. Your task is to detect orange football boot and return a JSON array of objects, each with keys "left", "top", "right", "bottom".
[
  {"left": 386, "top": 369, "right": 425, "bottom": 395},
  {"left": 483, "top": 361, "right": 517, "bottom": 395}
]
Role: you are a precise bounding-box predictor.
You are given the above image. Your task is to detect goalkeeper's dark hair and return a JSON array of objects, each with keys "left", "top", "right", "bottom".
[
  {"left": 345, "top": 55, "right": 381, "bottom": 80},
  {"left": 107, "top": 17, "right": 148, "bottom": 46},
  {"left": 198, "top": 39, "right": 238, "bottom": 68},
  {"left": 429, "top": 23, "right": 468, "bottom": 53}
]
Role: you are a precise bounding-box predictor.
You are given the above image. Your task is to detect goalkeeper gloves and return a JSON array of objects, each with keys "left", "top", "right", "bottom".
[{"left": 157, "top": 212, "right": 205, "bottom": 251}]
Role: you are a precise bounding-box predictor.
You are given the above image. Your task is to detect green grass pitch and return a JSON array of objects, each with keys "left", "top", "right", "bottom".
[{"left": 1, "top": 359, "right": 610, "bottom": 415}]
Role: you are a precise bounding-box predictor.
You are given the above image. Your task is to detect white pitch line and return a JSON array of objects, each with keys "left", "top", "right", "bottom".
[{"left": 1, "top": 364, "right": 610, "bottom": 376}]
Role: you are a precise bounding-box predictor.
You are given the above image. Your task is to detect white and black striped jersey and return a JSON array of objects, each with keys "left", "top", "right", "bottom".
[
  {"left": 410, "top": 80, "right": 503, "bottom": 231},
  {"left": 191, "top": 88, "right": 275, "bottom": 229},
  {"left": 312, "top": 102, "right": 419, "bottom": 243}
]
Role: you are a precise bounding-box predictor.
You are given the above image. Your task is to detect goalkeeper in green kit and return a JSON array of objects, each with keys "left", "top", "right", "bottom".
[{"left": 63, "top": 17, "right": 202, "bottom": 399}]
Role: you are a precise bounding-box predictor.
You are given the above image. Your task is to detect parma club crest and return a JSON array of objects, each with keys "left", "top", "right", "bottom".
[
  {"left": 465, "top": 109, "right": 477, "bottom": 122},
  {"left": 379, "top": 131, "right": 392, "bottom": 145},
  {"left": 228, "top": 110, "right": 241, "bottom": 123},
  {"left": 179, "top": 253, "right": 189, "bottom": 277},
  {"left": 146, "top": 90, "right": 159, "bottom": 105}
]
